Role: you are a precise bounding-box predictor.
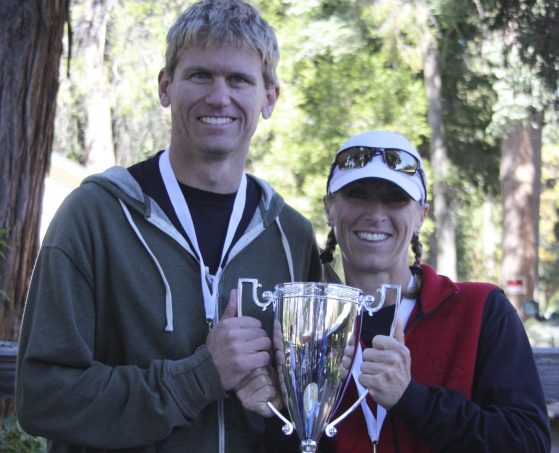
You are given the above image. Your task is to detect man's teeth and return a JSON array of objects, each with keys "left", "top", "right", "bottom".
[
  {"left": 200, "top": 116, "right": 233, "bottom": 125},
  {"left": 357, "top": 232, "right": 389, "bottom": 242}
]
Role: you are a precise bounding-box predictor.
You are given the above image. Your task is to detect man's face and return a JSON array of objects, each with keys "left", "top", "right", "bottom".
[{"left": 158, "top": 45, "right": 278, "bottom": 164}]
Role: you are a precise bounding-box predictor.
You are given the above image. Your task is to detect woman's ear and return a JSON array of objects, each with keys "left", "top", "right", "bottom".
[
  {"left": 323, "top": 195, "right": 331, "bottom": 216},
  {"left": 416, "top": 202, "right": 430, "bottom": 232},
  {"left": 323, "top": 195, "right": 334, "bottom": 227}
]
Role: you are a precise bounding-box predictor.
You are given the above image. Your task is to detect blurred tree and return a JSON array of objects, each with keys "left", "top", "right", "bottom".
[
  {"left": 0, "top": 0, "right": 69, "bottom": 339},
  {"left": 250, "top": 0, "right": 429, "bottom": 245},
  {"left": 44, "top": 0, "right": 559, "bottom": 310},
  {"left": 538, "top": 135, "right": 559, "bottom": 313},
  {"left": 54, "top": 0, "right": 179, "bottom": 167},
  {"left": 0, "top": 0, "right": 69, "bottom": 419},
  {"left": 78, "top": 0, "right": 116, "bottom": 171},
  {"left": 415, "top": 0, "right": 457, "bottom": 279},
  {"left": 477, "top": 0, "right": 559, "bottom": 315}
]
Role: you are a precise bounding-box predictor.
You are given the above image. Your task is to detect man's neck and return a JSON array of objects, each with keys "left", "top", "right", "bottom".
[{"left": 168, "top": 147, "right": 245, "bottom": 194}]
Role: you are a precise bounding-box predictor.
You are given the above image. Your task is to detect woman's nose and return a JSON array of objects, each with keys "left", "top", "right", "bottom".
[{"left": 364, "top": 200, "right": 387, "bottom": 220}]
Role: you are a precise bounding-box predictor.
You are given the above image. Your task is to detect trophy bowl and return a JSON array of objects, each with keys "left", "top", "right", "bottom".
[{"left": 238, "top": 280, "right": 388, "bottom": 453}]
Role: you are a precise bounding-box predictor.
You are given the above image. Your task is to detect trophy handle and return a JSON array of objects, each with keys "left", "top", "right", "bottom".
[
  {"left": 237, "top": 278, "right": 274, "bottom": 315},
  {"left": 325, "top": 391, "right": 367, "bottom": 437},
  {"left": 266, "top": 402, "right": 294, "bottom": 435},
  {"left": 326, "top": 283, "right": 402, "bottom": 437},
  {"left": 379, "top": 284, "right": 402, "bottom": 338}
]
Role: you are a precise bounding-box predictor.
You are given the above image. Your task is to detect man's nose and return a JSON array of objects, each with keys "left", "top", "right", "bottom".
[{"left": 205, "top": 78, "right": 231, "bottom": 107}]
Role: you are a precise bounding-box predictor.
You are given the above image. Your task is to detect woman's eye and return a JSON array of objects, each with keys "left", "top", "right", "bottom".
[
  {"left": 344, "top": 187, "right": 368, "bottom": 199},
  {"left": 384, "top": 190, "right": 410, "bottom": 203}
]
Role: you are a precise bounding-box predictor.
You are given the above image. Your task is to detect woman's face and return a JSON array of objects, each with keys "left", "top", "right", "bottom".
[{"left": 324, "top": 179, "right": 428, "bottom": 280}]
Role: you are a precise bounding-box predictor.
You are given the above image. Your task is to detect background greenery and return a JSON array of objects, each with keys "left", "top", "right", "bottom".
[
  {"left": 52, "top": 0, "right": 559, "bottom": 319},
  {"left": 0, "top": 0, "right": 558, "bottom": 446}
]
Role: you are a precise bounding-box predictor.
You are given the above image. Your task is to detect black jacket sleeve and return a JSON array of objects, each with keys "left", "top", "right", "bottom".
[{"left": 391, "top": 290, "right": 551, "bottom": 452}]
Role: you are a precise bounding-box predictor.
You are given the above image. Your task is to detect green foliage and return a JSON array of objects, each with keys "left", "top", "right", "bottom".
[
  {"left": 436, "top": 1, "right": 501, "bottom": 196},
  {"left": 0, "top": 417, "right": 46, "bottom": 453},
  {"left": 250, "top": 0, "right": 429, "bottom": 235},
  {"left": 55, "top": 0, "right": 179, "bottom": 166},
  {"left": 50, "top": 0, "right": 559, "bottom": 288},
  {"left": 481, "top": 0, "right": 559, "bottom": 94},
  {"left": 105, "top": 2, "right": 181, "bottom": 163}
]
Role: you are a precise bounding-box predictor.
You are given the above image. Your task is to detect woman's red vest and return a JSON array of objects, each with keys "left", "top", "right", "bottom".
[{"left": 319, "top": 265, "right": 497, "bottom": 453}]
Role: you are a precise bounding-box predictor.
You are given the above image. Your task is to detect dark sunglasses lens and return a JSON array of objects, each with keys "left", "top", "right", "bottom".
[
  {"left": 384, "top": 149, "right": 418, "bottom": 173},
  {"left": 336, "top": 147, "right": 374, "bottom": 169}
]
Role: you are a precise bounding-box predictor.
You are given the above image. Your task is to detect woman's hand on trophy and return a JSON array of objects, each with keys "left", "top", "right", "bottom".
[
  {"left": 339, "top": 334, "right": 356, "bottom": 381},
  {"left": 358, "top": 321, "right": 411, "bottom": 409},
  {"left": 234, "top": 365, "right": 284, "bottom": 417},
  {"left": 206, "top": 290, "right": 272, "bottom": 391}
]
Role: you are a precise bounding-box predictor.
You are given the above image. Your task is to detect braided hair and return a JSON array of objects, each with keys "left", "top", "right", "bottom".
[
  {"left": 408, "top": 233, "right": 424, "bottom": 298},
  {"left": 320, "top": 228, "right": 343, "bottom": 284}
]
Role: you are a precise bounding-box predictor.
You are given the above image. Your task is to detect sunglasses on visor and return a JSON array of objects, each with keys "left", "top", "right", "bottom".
[
  {"left": 327, "top": 146, "right": 428, "bottom": 200},
  {"left": 336, "top": 146, "right": 420, "bottom": 173}
]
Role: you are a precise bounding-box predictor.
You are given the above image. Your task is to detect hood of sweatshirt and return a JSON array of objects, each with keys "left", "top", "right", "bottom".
[
  {"left": 79, "top": 165, "right": 295, "bottom": 332},
  {"left": 81, "top": 165, "right": 286, "bottom": 228}
]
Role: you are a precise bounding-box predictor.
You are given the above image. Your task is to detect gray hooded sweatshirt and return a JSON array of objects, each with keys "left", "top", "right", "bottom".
[{"left": 16, "top": 166, "right": 322, "bottom": 452}]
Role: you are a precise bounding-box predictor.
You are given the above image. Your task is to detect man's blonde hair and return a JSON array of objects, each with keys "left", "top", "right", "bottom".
[{"left": 165, "top": 0, "right": 280, "bottom": 88}]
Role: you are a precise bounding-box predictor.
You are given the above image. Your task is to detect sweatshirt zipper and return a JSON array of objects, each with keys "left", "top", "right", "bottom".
[
  {"left": 218, "top": 398, "right": 225, "bottom": 453},
  {"left": 213, "top": 284, "right": 225, "bottom": 453}
]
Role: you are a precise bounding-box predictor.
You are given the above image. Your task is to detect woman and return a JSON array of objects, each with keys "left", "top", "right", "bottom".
[{"left": 319, "top": 130, "right": 550, "bottom": 452}]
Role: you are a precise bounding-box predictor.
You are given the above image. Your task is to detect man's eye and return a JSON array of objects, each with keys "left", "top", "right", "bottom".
[
  {"left": 190, "top": 72, "right": 210, "bottom": 81},
  {"left": 228, "top": 75, "right": 253, "bottom": 85}
]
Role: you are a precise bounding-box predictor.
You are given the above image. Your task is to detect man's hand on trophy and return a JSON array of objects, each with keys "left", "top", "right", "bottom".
[
  {"left": 272, "top": 319, "right": 285, "bottom": 366},
  {"left": 206, "top": 290, "right": 272, "bottom": 391},
  {"left": 234, "top": 365, "right": 284, "bottom": 417},
  {"left": 358, "top": 321, "right": 411, "bottom": 409}
]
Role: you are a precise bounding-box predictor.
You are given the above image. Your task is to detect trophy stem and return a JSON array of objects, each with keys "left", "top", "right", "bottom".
[{"left": 300, "top": 440, "right": 318, "bottom": 452}]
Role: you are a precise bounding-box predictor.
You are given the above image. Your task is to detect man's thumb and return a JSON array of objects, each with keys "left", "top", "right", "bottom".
[
  {"left": 394, "top": 319, "right": 405, "bottom": 344},
  {"left": 222, "top": 289, "right": 238, "bottom": 319}
]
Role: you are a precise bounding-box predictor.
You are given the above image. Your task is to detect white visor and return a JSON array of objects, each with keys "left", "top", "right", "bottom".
[{"left": 328, "top": 130, "right": 427, "bottom": 203}]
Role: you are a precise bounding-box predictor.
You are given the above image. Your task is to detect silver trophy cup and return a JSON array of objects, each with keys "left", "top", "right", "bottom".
[{"left": 238, "top": 280, "right": 399, "bottom": 453}]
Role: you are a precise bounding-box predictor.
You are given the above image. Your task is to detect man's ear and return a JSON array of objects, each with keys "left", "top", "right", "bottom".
[
  {"left": 158, "top": 69, "right": 171, "bottom": 108},
  {"left": 262, "top": 85, "right": 280, "bottom": 119}
]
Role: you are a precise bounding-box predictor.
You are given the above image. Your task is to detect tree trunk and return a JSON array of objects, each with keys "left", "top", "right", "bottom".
[
  {"left": 80, "top": 0, "right": 116, "bottom": 172},
  {"left": 500, "top": 116, "right": 542, "bottom": 318},
  {"left": 0, "top": 0, "right": 68, "bottom": 420},
  {"left": 417, "top": 0, "right": 457, "bottom": 280},
  {"left": 0, "top": 0, "right": 68, "bottom": 339}
]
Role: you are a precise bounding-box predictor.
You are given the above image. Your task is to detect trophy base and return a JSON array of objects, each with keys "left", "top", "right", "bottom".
[{"left": 300, "top": 440, "right": 318, "bottom": 452}]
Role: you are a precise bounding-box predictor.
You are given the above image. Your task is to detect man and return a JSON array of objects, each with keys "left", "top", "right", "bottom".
[{"left": 16, "top": 1, "right": 321, "bottom": 451}]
